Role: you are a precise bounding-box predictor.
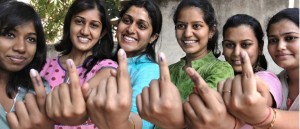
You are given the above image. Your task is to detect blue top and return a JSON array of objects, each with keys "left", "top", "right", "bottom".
[{"left": 128, "top": 54, "right": 159, "bottom": 129}]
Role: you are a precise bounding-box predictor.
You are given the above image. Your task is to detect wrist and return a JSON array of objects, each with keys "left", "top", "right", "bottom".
[{"left": 252, "top": 108, "right": 277, "bottom": 129}]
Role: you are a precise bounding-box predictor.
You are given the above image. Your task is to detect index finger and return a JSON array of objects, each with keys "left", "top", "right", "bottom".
[
  {"left": 158, "top": 52, "right": 172, "bottom": 92},
  {"left": 65, "top": 59, "right": 82, "bottom": 98},
  {"left": 29, "top": 69, "right": 47, "bottom": 113},
  {"left": 240, "top": 51, "right": 256, "bottom": 93},
  {"left": 117, "top": 49, "right": 131, "bottom": 95}
]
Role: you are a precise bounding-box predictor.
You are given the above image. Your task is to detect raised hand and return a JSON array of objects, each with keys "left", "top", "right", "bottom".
[
  {"left": 218, "top": 51, "right": 271, "bottom": 127},
  {"left": 7, "top": 69, "right": 54, "bottom": 129},
  {"left": 84, "top": 49, "right": 135, "bottom": 129},
  {"left": 136, "top": 52, "right": 185, "bottom": 129},
  {"left": 183, "top": 67, "right": 237, "bottom": 129},
  {"left": 46, "top": 59, "right": 88, "bottom": 125}
]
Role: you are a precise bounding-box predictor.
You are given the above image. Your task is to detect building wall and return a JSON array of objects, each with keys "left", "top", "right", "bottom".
[{"left": 157, "top": 0, "right": 299, "bottom": 74}]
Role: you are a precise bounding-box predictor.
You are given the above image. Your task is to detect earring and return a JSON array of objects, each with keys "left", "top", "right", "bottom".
[{"left": 98, "top": 39, "right": 101, "bottom": 45}]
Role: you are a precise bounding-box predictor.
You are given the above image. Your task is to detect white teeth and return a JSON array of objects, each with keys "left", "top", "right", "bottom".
[
  {"left": 233, "top": 60, "right": 241, "bottom": 65},
  {"left": 78, "top": 37, "right": 89, "bottom": 43},
  {"left": 184, "top": 40, "right": 196, "bottom": 44},
  {"left": 124, "top": 36, "right": 136, "bottom": 42}
]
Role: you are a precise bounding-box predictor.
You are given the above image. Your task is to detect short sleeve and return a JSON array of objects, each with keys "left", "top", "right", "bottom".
[
  {"left": 256, "top": 71, "right": 282, "bottom": 108},
  {"left": 85, "top": 59, "right": 118, "bottom": 82},
  {"left": 205, "top": 61, "right": 234, "bottom": 89}
]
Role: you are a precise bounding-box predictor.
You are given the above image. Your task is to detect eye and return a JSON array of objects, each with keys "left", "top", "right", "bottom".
[
  {"left": 285, "top": 36, "right": 298, "bottom": 42},
  {"left": 3, "top": 32, "right": 15, "bottom": 39},
  {"left": 138, "top": 23, "right": 147, "bottom": 30},
  {"left": 192, "top": 24, "right": 201, "bottom": 30},
  {"left": 241, "top": 42, "right": 251, "bottom": 48},
  {"left": 268, "top": 38, "right": 278, "bottom": 44},
  {"left": 75, "top": 19, "right": 84, "bottom": 25},
  {"left": 26, "top": 36, "right": 37, "bottom": 44},
  {"left": 121, "top": 18, "right": 131, "bottom": 25},
  {"left": 90, "top": 23, "right": 100, "bottom": 29},
  {"left": 175, "top": 23, "right": 186, "bottom": 30},
  {"left": 223, "top": 41, "right": 235, "bottom": 49}
]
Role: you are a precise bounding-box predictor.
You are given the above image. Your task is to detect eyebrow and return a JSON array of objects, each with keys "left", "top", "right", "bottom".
[
  {"left": 268, "top": 32, "right": 299, "bottom": 37},
  {"left": 123, "top": 14, "right": 151, "bottom": 26},
  {"left": 74, "top": 16, "right": 101, "bottom": 23},
  {"left": 176, "top": 21, "right": 204, "bottom": 24}
]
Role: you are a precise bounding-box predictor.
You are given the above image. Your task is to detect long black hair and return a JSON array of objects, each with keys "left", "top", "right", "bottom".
[
  {"left": 173, "top": 0, "right": 220, "bottom": 57},
  {"left": 0, "top": 0, "right": 47, "bottom": 98},
  {"left": 55, "top": 0, "right": 115, "bottom": 76},
  {"left": 222, "top": 14, "right": 267, "bottom": 72},
  {"left": 115, "top": 0, "right": 162, "bottom": 62}
]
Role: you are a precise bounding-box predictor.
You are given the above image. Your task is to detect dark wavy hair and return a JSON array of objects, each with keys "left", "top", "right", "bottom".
[
  {"left": 55, "top": 0, "right": 115, "bottom": 76},
  {"left": 173, "top": 0, "right": 220, "bottom": 57},
  {"left": 222, "top": 14, "right": 267, "bottom": 72},
  {"left": 267, "top": 8, "right": 299, "bottom": 34},
  {"left": 115, "top": 0, "right": 162, "bottom": 62},
  {"left": 0, "top": 0, "right": 47, "bottom": 98}
]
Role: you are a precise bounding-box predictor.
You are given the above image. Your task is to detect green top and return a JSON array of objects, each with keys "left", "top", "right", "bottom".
[{"left": 169, "top": 51, "right": 234, "bottom": 100}]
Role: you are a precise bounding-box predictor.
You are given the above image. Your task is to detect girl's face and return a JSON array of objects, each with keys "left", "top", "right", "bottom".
[
  {"left": 223, "top": 25, "right": 260, "bottom": 72},
  {"left": 0, "top": 22, "right": 37, "bottom": 73},
  {"left": 268, "top": 19, "right": 299, "bottom": 70},
  {"left": 70, "top": 8, "right": 103, "bottom": 53},
  {"left": 175, "top": 7, "right": 214, "bottom": 58},
  {"left": 116, "top": 6, "right": 157, "bottom": 57}
]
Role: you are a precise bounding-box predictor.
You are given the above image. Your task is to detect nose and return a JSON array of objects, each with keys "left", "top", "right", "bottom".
[
  {"left": 12, "top": 37, "right": 26, "bottom": 53},
  {"left": 233, "top": 45, "right": 241, "bottom": 57},
  {"left": 277, "top": 40, "right": 286, "bottom": 51},
  {"left": 126, "top": 24, "right": 135, "bottom": 34},
  {"left": 80, "top": 24, "right": 90, "bottom": 35},
  {"left": 184, "top": 25, "right": 193, "bottom": 38}
]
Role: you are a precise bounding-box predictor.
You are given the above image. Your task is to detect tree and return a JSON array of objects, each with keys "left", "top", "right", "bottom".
[{"left": 30, "top": 0, "right": 120, "bottom": 44}]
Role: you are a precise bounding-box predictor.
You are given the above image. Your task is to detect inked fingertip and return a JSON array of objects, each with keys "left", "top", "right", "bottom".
[
  {"left": 159, "top": 52, "right": 165, "bottom": 62},
  {"left": 118, "top": 49, "right": 126, "bottom": 59},
  {"left": 30, "top": 69, "right": 37, "bottom": 77},
  {"left": 66, "top": 59, "right": 74, "bottom": 68}
]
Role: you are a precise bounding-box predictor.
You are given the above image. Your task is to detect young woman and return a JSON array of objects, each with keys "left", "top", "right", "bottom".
[
  {"left": 85, "top": 0, "right": 162, "bottom": 129},
  {"left": 169, "top": 0, "right": 234, "bottom": 99},
  {"left": 41, "top": 0, "right": 118, "bottom": 128},
  {"left": 220, "top": 8, "right": 299, "bottom": 129},
  {"left": 0, "top": 1, "right": 52, "bottom": 129},
  {"left": 221, "top": 14, "right": 282, "bottom": 129}
]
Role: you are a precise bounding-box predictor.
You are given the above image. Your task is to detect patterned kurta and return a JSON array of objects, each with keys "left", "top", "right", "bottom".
[{"left": 169, "top": 51, "right": 234, "bottom": 100}]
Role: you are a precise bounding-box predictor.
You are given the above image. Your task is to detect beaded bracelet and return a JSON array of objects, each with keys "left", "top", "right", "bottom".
[
  {"left": 129, "top": 116, "right": 136, "bottom": 129},
  {"left": 268, "top": 108, "right": 277, "bottom": 129}
]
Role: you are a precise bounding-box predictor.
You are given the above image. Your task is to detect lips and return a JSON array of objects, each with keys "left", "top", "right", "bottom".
[
  {"left": 8, "top": 55, "right": 26, "bottom": 64},
  {"left": 78, "top": 36, "right": 90, "bottom": 43},
  {"left": 183, "top": 40, "right": 197, "bottom": 45},
  {"left": 123, "top": 35, "right": 137, "bottom": 43}
]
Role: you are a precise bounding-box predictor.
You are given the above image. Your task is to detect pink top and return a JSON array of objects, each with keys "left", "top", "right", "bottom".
[
  {"left": 40, "top": 56, "right": 118, "bottom": 129},
  {"left": 241, "top": 71, "right": 282, "bottom": 129}
]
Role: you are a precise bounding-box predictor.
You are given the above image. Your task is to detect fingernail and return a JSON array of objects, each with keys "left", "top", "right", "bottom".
[
  {"left": 119, "top": 49, "right": 126, "bottom": 59},
  {"left": 67, "top": 59, "right": 73, "bottom": 68},
  {"left": 159, "top": 52, "right": 165, "bottom": 62},
  {"left": 30, "top": 69, "right": 37, "bottom": 77}
]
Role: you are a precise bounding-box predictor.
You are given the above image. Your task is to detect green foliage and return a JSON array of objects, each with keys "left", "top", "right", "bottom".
[
  {"left": 30, "top": 0, "right": 120, "bottom": 43},
  {"left": 30, "top": 0, "right": 74, "bottom": 43}
]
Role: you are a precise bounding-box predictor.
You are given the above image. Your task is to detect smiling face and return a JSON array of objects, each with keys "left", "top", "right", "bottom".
[
  {"left": 70, "top": 8, "right": 103, "bottom": 53},
  {"left": 175, "top": 7, "right": 214, "bottom": 59},
  {"left": 267, "top": 19, "right": 299, "bottom": 70},
  {"left": 222, "top": 25, "right": 260, "bottom": 72},
  {"left": 0, "top": 22, "right": 37, "bottom": 73},
  {"left": 116, "top": 6, "right": 157, "bottom": 57}
]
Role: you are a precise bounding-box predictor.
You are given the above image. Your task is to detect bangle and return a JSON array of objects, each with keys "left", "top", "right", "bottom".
[
  {"left": 129, "top": 116, "right": 136, "bottom": 129},
  {"left": 251, "top": 107, "right": 272, "bottom": 126},
  {"left": 268, "top": 108, "right": 277, "bottom": 129}
]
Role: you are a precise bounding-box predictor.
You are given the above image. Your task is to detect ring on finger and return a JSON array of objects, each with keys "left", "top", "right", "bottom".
[{"left": 222, "top": 90, "right": 231, "bottom": 93}]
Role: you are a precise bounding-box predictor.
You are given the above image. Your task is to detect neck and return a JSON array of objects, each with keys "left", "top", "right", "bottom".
[
  {"left": 64, "top": 49, "right": 92, "bottom": 66},
  {"left": 185, "top": 50, "right": 208, "bottom": 67}
]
